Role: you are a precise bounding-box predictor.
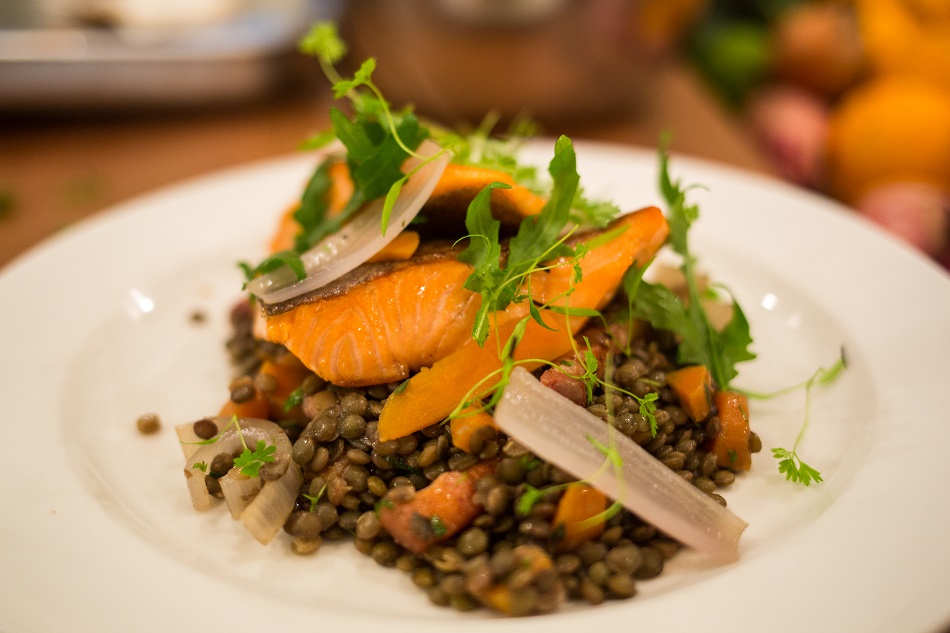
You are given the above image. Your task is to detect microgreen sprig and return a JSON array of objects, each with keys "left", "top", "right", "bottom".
[
  {"left": 233, "top": 439, "right": 277, "bottom": 478},
  {"left": 181, "top": 415, "right": 277, "bottom": 478},
  {"left": 753, "top": 349, "right": 847, "bottom": 486},
  {"left": 302, "top": 482, "right": 327, "bottom": 512}
]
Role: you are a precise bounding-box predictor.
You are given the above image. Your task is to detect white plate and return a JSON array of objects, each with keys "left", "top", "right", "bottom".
[{"left": 2, "top": 141, "right": 949, "bottom": 633}]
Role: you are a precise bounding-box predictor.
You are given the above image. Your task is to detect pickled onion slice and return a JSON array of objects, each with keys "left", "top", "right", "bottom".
[
  {"left": 248, "top": 140, "right": 449, "bottom": 304},
  {"left": 494, "top": 367, "right": 747, "bottom": 562}
]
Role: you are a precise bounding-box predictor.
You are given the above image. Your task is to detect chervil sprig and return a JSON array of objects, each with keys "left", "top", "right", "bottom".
[
  {"left": 765, "top": 349, "right": 847, "bottom": 486},
  {"left": 233, "top": 439, "right": 277, "bottom": 479}
]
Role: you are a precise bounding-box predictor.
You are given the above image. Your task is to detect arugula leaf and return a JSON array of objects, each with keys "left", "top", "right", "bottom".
[
  {"left": 238, "top": 250, "right": 306, "bottom": 287},
  {"left": 457, "top": 136, "right": 581, "bottom": 345},
  {"left": 570, "top": 187, "right": 620, "bottom": 228},
  {"left": 293, "top": 157, "right": 334, "bottom": 252},
  {"left": 259, "top": 21, "right": 430, "bottom": 270},
  {"left": 298, "top": 128, "right": 338, "bottom": 151},
  {"left": 507, "top": 135, "right": 578, "bottom": 266},
  {"left": 432, "top": 113, "right": 541, "bottom": 187},
  {"left": 233, "top": 439, "right": 277, "bottom": 478},
  {"left": 629, "top": 141, "right": 756, "bottom": 391},
  {"left": 629, "top": 278, "right": 691, "bottom": 338},
  {"left": 457, "top": 183, "right": 506, "bottom": 278}
]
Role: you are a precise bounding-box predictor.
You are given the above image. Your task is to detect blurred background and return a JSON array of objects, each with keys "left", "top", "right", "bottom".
[{"left": 2, "top": 0, "right": 949, "bottom": 270}]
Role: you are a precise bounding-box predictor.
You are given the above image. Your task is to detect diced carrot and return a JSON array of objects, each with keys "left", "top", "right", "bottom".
[
  {"left": 268, "top": 159, "right": 355, "bottom": 253},
  {"left": 258, "top": 357, "right": 311, "bottom": 422},
  {"left": 377, "top": 207, "right": 669, "bottom": 441},
  {"left": 425, "top": 163, "right": 547, "bottom": 229},
  {"left": 268, "top": 204, "right": 301, "bottom": 254},
  {"left": 218, "top": 387, "right": 270, "bottom": 420},
  {"left": 325, "top": 160, "right": 355, "bottom": 212},
  {"left": 709, "top": 390, "right": 752, "bottom": 471},
  {"left": 377, "top": 462, "right": 495, "bottom": 553},
  {"left": 552, "top": 483, "right": 608, "bottom": 550},
  {"left": 449, "top": 406, "right": 497, "bottom": 453},
  {"left": 666, "top": 364, "right": 715, "bottom": 422},
  {"left": 379, "top": 312, "right": 580, "bottom": 442},
  {"left": 539, "top": 333, "right": 609, "bottom": 406},
  {"left": 479, "top": 545, "right": 555, "bottom": 615},
  {"left": 366, "top": 230, "right": 420, "bottom": 263}
]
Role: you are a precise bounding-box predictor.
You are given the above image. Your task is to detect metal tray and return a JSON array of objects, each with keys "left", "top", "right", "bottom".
[{"left": 0, "top": 0, "right": 341, "bottom": 111}]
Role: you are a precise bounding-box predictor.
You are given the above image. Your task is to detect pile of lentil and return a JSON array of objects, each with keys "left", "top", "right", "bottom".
[{"left": 198, "top": 299, "right": 761, "bottom": 615}]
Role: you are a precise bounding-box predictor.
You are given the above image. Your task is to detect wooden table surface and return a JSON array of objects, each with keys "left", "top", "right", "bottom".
[{"left": 0, "top": 58, "right": 771, "bottom": 270}]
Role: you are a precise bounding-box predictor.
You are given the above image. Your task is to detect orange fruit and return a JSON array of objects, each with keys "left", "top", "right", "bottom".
[
  {"left": 826, "top": 76, "right": 950, "bottom": 204},
  {"left": 857, "top": 0, "right": 950, "bottom": 91}
]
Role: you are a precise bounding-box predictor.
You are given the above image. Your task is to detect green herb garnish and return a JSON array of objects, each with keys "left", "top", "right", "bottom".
[
  {"left": 457, "top": 135, "right": 580, "bottom": 345},
  {"left": 430, "top": 515, "right": 448, "bottom": 537},
  {"left": 628, "top": 141, "right": 756, "bottom": 392},
  {"left": 238, "top": 250, "right": 306, "bottom": 286},
  {"left": 233, "top": 439, "right": 277, "bottom": 478},
  {"left": 765, "top": 351, "right": 846, "bottom": 486},
  {"left": 184, "top": 415, "right": 278, "bottom": 478},
  {"left": 283, "top": 387, "right": 305, "bottom": 412},
  {"left": 302, "top": 483, "right": 327, "bottom": 512},
  {"left": 241, "top": 22, "right": 437, "bottom": 283},
  {"left": 516, "top": 484, "right": 546, "bottom": 516}
]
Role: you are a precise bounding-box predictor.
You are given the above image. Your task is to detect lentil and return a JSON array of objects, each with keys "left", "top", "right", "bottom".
[
  {"left": 192, "top": 418, "right": 217, "bottom": 439},
  {"left": 136, "top": 413, "right": 161, "bottom": 435},
  {"left": 217, "top": 294, "right": 756, "bottom": 616},
  {"left": 230, "top": 382, "right": 255, "bottom": 404}
]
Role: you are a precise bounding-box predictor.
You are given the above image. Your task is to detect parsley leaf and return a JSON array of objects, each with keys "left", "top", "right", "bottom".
[{"left": 233, "top": 439, "right": 277, "bottom": 478}]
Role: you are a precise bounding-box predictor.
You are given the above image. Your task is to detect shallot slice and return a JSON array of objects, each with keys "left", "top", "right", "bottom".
[
  {"left": 248, "top": 140, "right": 449, "bottom": 304},
  {"left": 182, "top": 417, "right": 300, "bottom": 544},
  {"left": 242, "top": 461, "right": 302, "bottom": 545},
  {"left": 494, "top": 367, "right": 747, "bottom": 562},
  {"left": 220, "top": 470, "right": 263, "bottom": 520},
  {"left": 175, "top": 421, "right": 204, "bottom": 461}
]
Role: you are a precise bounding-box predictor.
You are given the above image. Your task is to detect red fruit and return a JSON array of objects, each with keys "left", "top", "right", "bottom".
[
  {"left": 747, "top": 85, "right": 830, "bottom": 189},
  {"left": 856, "top": 182, "right": 950, "bottom": 256}
]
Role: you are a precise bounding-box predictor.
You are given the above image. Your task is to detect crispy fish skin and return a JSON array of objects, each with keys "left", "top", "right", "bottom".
[
  {"left": 261, "top": 207, "right": 668, "bottom": 389},
  {"left": 261, "top": 249, "right": 480, "bottom": 387}
]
